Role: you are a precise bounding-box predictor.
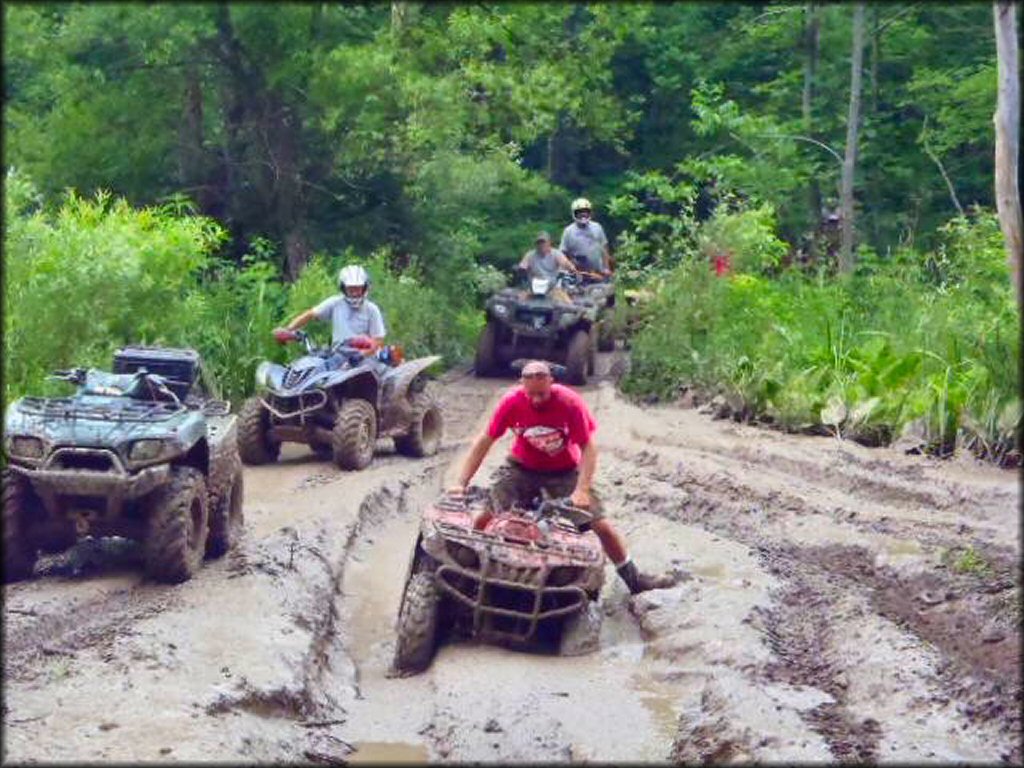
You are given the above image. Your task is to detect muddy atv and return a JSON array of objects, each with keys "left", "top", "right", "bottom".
[
  {"left": 475, "top": 272, "right": 604, "bottom": 384},
  {"left": 2, "top": 346, "right": 243, "bottom": 584},
  {"left": 239, "top": 330, "right": 443, "bottom": 470},
  {"left": 578, "top": 273, "right": 618, "bottom": 353},
  {"left": 391, "top": 487, "right": 606, "bottom": 674}
]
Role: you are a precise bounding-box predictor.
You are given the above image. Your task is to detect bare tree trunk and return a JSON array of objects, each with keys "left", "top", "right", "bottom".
[
  {"left": 839, "top": 2, "right": 867, "bottom": 274},
  {"left": 994, "top": 0, "right": 1022, "bottom": 309},
  {"left": 870, "top": 5, "right": 880, "bottom": 114},
  {"left": 391, "top": 2, "right": 418, "bottom": 35},
  {"left": 803, "top": 2, "right": 822, "bottom": 244}
]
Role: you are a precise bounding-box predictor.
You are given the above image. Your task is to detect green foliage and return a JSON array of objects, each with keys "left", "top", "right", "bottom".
[
  {"left": 698, "top": 204, "right": 788, "bottom": 274},
  {"left": 3, "top": 174, "right": 478, "bottom": 409},
  {"left": 3, "top": 171, "right": 224, "bottom": 407},
  {"left": 942, "top": 544, "right": 993, "bottom": 576},
  {"left": 623, "top": 206, "right": 1019, "bottom": 463},
  {"left": 606, "top": 170, "right": 699, "bottom": 285}
]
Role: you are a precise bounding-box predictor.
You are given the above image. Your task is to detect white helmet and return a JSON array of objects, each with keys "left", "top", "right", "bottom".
[
  {"left": 571, "top": 197, "right": 592, "bottom": 222},
  {"left": 338, "top": 264, "right": 370, "bottom": 307}
]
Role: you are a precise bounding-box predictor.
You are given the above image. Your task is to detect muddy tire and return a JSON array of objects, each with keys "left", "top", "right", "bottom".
[
  {"left": 206, "top": 461, "right": 244, "bottom": 559},
  {"left": 238, "top": 397, "right": 280, "bottom": 465},
  {"left": 144, "top": 467, "right": 209, "bottom": 583},
  {"left": 3, "top": 470, "right": 39, "bottom": 583},
  {"left": 393, "top": 570, "right": 440, "bottom": 673},
  {"left": 395, "top": 383, "right": 444, "bottom": 458},
  {"left": 559, "top": 601, "right": 603, "bottom": 656},
  {"left": 565, "top": 329, "right": 590, "bottom": 385},
  {"left": 475, "top": 320, "right": 500, "bottom": 377},
  {"left": 332, "top": 398, "right": 377, "bottom": 470}
]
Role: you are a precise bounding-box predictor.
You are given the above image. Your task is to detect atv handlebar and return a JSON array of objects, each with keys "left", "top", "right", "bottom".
[{"left": 47, "top": 367, "right": 87, "bottom": 385}]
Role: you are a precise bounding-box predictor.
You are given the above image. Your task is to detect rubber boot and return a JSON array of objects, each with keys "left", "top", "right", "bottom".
[{"left": 616, "top": 560, "right": 680, "bottom": 595}]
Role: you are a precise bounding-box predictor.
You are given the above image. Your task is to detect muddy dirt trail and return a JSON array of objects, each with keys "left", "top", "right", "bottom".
[{"left": 3, "top": 353, "right": 1020, "bottom": 764}]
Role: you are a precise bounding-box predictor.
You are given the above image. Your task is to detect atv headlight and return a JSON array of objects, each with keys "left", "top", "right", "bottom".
[
  {"left": 128, "top": 439, "right": 172, "bottom": 464},
  {"left": 7, "top": 436, "right": 45, "bottom": 460},
  {"left": 255, "top": 361, "right": 274, "bottom": 389},
  {"left": 492, "top": 303, "right": 509, "bottom": 318}
]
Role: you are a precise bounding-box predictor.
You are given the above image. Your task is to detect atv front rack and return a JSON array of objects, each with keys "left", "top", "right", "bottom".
[
  {"left": 436, "top": 519, "right": 600, "bottom": 562},
  {"left": 435, "top": 560, "right": 587, "bottom": 643},
  {"left": 18, "top": 397, "right": 184, "bottom": 422}
]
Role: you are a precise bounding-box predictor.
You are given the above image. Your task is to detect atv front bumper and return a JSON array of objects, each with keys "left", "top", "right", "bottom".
[
  {"left": 21, "top": 464, "right": 170, "bottom": 500},
  {"left": 435, "top": 562, "right": 588, "bottom": 642}
]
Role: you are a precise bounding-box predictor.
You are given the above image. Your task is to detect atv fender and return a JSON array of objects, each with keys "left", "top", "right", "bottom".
[
  {"left": 306, "top": 366, "right": 379, "bottom": 399},
  {"left": 380, "top": 356, "right": 441, "bottom": 433}
]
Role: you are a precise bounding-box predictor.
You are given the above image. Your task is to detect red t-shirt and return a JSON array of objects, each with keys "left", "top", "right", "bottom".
[{"left": 487, "top": 384, "right": 596, "bottom": 471}]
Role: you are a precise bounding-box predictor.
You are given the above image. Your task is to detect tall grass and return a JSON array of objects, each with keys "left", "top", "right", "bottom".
[{"left": 622, "top": 207, "right": 1020, "bottom": 464}]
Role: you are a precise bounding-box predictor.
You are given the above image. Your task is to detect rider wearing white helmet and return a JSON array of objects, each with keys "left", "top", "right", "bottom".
[
  {"left": 273, "top": 264, "right": 387, "bottom": 350},
  {"left": 559, "top": 197, "right": 613, "bottom": 276}
]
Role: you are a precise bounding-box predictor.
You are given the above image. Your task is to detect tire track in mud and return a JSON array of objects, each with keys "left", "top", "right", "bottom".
[{"left": 597, "top": 398, "right": 1020, "bottom": 764}]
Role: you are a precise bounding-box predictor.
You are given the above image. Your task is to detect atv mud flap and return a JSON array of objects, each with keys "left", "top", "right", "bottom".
[{"left": 435, "top": 563, "right": 587, "bottom": 643}]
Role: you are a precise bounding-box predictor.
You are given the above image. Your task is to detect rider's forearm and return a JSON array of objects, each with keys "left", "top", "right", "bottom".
[
  {"left": 574, "top": 441, "right": 597, "bottom": 494},
  {"left": 457, "top": 432, "right": 495, "bottom": 487},
  {"left": 284, "top": 309, "right": 316, "bottom": 331}
]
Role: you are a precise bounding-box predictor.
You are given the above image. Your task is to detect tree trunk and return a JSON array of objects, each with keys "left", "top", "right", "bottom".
[
  {"left": 994, "top": 0, "right": 1022, "bottom": 309},
  {"left": 870, "top": 5, "right": 880, "bottom": 114},
  {"left": 839, "top": 2, "right": 866, "bottom": 274},
  {"left": 803, "top": 2, "right": 822, "bottom": 257},
  {"left": 178, "top": 64, "right": 206, "bottom": 206},
  {"left": 547, "top": 112, "right": 580, "bottom": 188}
]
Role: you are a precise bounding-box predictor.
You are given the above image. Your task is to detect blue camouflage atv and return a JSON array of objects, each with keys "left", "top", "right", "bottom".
[
  {"left": 239, "top": 330, "right": 444, "bottom": 470},
  {"left": 2, "top": 347, "right": 243, "bottom": 584}
]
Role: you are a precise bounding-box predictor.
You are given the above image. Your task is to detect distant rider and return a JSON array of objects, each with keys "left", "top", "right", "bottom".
[
  {"left": 559, "top": 198, "right": 613, "bottom": 277},
  {"left": 273, "top": 264, "right": 386, "bottom": 352},
  {"left": 449, "top": 359, "right": 681, "bottom": 595},
  {"left": 518, "top": 231, "right": 578, "bottom": 304},
  {"left": 519, "top": 231, "right": 579, "bottom": 281}
]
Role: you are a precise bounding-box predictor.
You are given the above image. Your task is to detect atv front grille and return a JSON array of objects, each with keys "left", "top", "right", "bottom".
[
  {"left": 514, "top": 309, "right": 553, "bottom": 328},
  {"left": 282, "top": 367, "right": 313, "bottom": 389},
  {"left": 435, "top": 560, "right": 587, "bottom": 643},
  {"left": 47, "top": 447, "right": 121, "bottom": 473}
]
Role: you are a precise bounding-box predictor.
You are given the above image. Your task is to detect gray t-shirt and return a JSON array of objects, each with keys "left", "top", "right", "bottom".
[
  {"left": 559, "top": 221, "right": 608, "bottom": 272},
  {"left": 519, "top": 247, "right": 568, "bottom": 281},
  {"left": 312, "top": 296, "right": 387, "bottom": 345}
]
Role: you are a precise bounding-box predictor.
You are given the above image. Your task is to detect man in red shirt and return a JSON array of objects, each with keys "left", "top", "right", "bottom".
[{"left": 449, "top": 360, "right": 679, "bottom": 594}]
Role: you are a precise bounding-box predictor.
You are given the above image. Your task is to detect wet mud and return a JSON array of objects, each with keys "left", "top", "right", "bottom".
[{"left": 3, "top": 353, "right": 1019, "bottom": 763}]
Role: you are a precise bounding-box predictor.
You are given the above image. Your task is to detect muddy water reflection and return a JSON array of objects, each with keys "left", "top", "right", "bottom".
[{"left": 348, "top": 741, "right": 429, "bottom": 764}]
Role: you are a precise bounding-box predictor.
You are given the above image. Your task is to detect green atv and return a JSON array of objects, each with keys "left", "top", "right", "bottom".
[{"left": 2, "top": 346, "right": 243, "bottom": 584}]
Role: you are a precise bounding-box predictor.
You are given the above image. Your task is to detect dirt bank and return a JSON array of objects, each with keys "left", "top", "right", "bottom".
[{"left": 3, "top": 354, "right": 1019, "bottom": 763}]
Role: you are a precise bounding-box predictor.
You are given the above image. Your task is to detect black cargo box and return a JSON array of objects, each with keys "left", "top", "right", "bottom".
[{"left": 113, "top": 346, "right": 199, "bottom": 400}]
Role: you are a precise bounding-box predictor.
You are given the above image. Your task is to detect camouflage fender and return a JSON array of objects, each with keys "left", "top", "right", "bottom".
[{"left": 380, "top": 356, "right": 442, "bottom": 434}]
